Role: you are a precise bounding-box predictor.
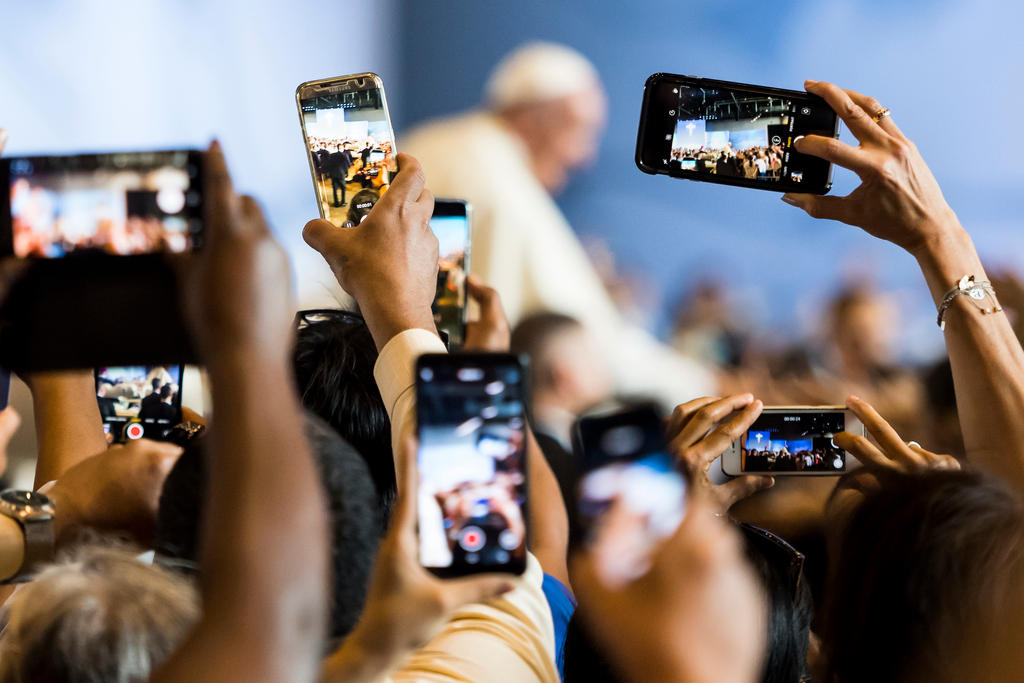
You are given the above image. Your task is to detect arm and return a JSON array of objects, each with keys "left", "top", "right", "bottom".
[
  {"left": 783, "top": 80, "right": 1024, "bottom": 491},
  {"left": 23, "top": 371, "right": 108, "bottom": 489},
  {"left": 152, "top": 142, "right": 329, "bottom": 683}
]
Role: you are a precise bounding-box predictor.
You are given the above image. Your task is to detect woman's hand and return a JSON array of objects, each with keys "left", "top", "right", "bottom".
[{"left": 782, "top": 80, "right": 962, "bottom": 256}]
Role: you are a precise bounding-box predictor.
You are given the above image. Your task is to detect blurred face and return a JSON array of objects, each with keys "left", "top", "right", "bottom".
[
  {"left": 553, "top": 326, "right": 613, "bottom": 411},
  {"left": 835, "top": 298, "right": 894, "bottom": 369}
]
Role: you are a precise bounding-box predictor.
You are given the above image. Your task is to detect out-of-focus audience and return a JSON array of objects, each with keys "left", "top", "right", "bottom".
[{"left": 0, "top": 43, "right": 1023, "bottom": 683}]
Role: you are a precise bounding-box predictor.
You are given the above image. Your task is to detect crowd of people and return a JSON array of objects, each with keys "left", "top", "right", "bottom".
[
  {"left": 306, "top": 135, "right": 395, "bottom": 211},
  {"left": 742, "top": 446, "right": 843, "bottom": 472},
  {"left": 670, "top": 143, "right": 784, "bottom": 179},
  {"left": 0, "top": 39, "right": 1023, "bottom": 683}
]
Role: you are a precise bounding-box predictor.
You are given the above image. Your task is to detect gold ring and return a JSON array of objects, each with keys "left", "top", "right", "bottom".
[{"left": 872, "top": 107, "right": 891, "bottom": 123}]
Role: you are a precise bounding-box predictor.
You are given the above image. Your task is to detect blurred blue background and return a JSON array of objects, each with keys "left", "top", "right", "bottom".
[{"left": 3, "top": 0, "right": 1023, "bottom": 362}]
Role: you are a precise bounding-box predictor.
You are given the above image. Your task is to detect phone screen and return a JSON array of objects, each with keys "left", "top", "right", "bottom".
[
  {"left": 416, "top": 354, "right": 528, "bottom": 576},
  {"left": 742, "top": 410, "right": 846, "bottom": 473},
  {"left": 1, "top": 151, "right": 202, "bottom": 258},
  {"left": 637, "top": 74, "right": 837, "bottom": 193},
  {"left": 574, "top": 405, "right": 686, "bottom": 580},
  {"left": 298, "top": 75, "right": 398, "bottom": 228},
  {"left": 96, "top": 364, "right": 183, "bottom": 442},
  {"left": 431, "top": 202, "right": 470, "bottom": 348}
]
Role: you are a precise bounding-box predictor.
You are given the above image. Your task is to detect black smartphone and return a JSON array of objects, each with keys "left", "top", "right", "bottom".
[
  {"left": 0, "top": 368, "right": 10, "bottom": 411},
  {"left": 416, "top": 353, "right": 528, "bottom": 577},
  {"left": 296, "top": 73, "right": 397, "bottom": 228},
  {"left": 431, "top": 199, "right": 472, "bottom": 348},
  {"left": 572, "top": 403, "right": 687, "bottom": 577},
  {"left": 95, "top": 364, "right": 184, "bottom": 443},
  {"left": 0, "top": 150, "right": 204, "bottom": 370},
  {"left": 636, "top": 73, "right": 839, "bottom": 194}
]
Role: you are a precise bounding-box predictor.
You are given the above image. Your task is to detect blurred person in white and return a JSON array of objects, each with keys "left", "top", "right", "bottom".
[{"left": 401, "top": 42, "right": 716, "bottom": 408}]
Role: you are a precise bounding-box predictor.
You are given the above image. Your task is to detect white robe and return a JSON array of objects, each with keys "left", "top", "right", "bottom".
[{"left": 401, "top": 110, "right": 716, "bottom": 407}]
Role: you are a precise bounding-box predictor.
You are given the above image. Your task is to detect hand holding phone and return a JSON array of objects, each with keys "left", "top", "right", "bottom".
[
  {"left": 636, "top": 73, "right": 839, "bottom": 194},
  {"left": 415, "top": 353, "right": 528, "bottom": 577},
  {"left": 721, "top": 406, "right": 864, "bottom": 476}
]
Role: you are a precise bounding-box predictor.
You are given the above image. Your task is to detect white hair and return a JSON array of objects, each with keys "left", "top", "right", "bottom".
[
  {"left": 0, "top": 543, "right": 199, "bottom": 683},
  {"left": 484, "top": 42, "right": 601, "bottom": 110}
]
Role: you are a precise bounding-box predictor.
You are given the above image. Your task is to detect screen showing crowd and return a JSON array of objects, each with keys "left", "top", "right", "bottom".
[
  {"left": 96, "top": 365, "right": 182, "bottom": 435},
  {"left": 300, "top": 87, "right": 397, "bottom": 228},
  {"left": 742, "top": 411, "right": 845, "bottom": 472},
  {"left": 6, "top": 152, "right": 199, "bottom": 258},
  {"left": 417, "top": 361, "right": 527, "bottom": 570},
  {"left": 430, "top": 214, "right": 469, "bottom": 347},
  {"left": 668, "top": 85, "right": 804, "bottom": 184}
]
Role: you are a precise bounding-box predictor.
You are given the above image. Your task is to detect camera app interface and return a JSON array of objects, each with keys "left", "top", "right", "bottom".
[
  {"left": 417, "top": 359, "right": 527, "bottom": 572},
  {"left": 430, "top": 213, "right": 469, "bottom": 347},
  {"left": 577, "top": 410, "right": 686, "bottom": 581},
  {"left": 743, "top": 411, "right": 845, "bottom": 473},
  {"left": 662, "top": 83, "right": 832, "bottom": 186},
  {"left": 300, "top": 85, "right": 397, "bottom": 228},
  {"left": 96, "top": 365, "right": 182, "bottom": 440},
  {"left": 5, "top": 151, "right": 201, "bottom": 258}
]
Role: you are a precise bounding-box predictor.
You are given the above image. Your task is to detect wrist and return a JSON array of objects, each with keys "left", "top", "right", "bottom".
[
  {"left": 358, "top": 298, "right": 438, "bottom": 352},
  {"left": 325, "top": 619, "right": 407, "bottom": 682}
]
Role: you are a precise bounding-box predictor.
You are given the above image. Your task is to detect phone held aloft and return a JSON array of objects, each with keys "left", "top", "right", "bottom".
[
  {"left": 430, "top": 199, "right": 472, "bottom": 349},
  {"left": 296, "top": 73, "right": 398, "bottom": 229},
  {"left": 0, "top": 150, "right": 204, "bottom": 371},
  {"left": 415, "top": 353, "right": 529, "bottom": 577},
  {"left": 721, "top": 406, "right": 865, "bottom": 477},
  {"left": 636, "top": 73, "right": 839, "bottom": 194}
]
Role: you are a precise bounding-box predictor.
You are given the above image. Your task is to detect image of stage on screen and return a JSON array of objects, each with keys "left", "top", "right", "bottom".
[
  {"left": 741, "top": 412, "right": 846, "bottom": 472},
  {"left": 301, "top": 88, "right": 397, "bottom": 227},
  {"left": 669, "top": 85, "right": 794, "bottom": 182},
  {"left": 430, "top": 215, "right": 468, "bottom": 346}
]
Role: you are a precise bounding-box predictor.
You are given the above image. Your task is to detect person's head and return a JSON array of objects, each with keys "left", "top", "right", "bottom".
[
  {"left": 0, "top": 544, "right": 199, "bottom": 683},
  {"left": 346, "top": 190, "right": 380, "bottom": 226},
  {"left": 292, "top": 310, "right": 394, "bottom": 515},
  {"left": 485, "top": 42, "right": 606, "bottom": 194},
  {"left": 510, "top": 312, "right": 611, "bottom": 415},
  {"left": 737, "top": 524, "right": 813, "bottom": 683},
  {"left": 159, "top": 384, "right": 172, "bottom": 401},
  {"left": 151, "top": 377, "right": 161, "bottom": 393},
  {"left": 155, "top": 412, "right": 381, "bottom": 643},
  {"left": 826, "top": 287, "right": 896, "bottom": 376},
  {"left": 822, "top": 469, "right": 1024, "bottom": 683}
]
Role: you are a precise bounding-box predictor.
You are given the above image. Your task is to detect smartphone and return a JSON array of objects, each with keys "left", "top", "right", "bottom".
[
  {"left": 572, "top": 404, "right": 687, "bottom": 578},
  {"left": 0, "top": 150, "right": 204, "bottom": 370},
  {"left": 721, "top": 406, "right": 864, "bottom": 476},
  {"left": 0, "top": 369, "right": 9, "bottom": 411},
  {"left": 431, "top": 199, "right": 472, "bottom": 348},
  {"left": 96, "top": 364, "right": 184, "bottom": 442},
  {"left": 636, "top": 73, "right": 839, "bottom": 194},
  {"left": 296, "top": 73, "right": 398, "bottom": 228},
  {"left": 415, "top": 353, "right": 528, "bottom": 577}
]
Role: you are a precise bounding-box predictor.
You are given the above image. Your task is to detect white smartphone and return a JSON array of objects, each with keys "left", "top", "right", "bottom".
[
  {"left": 295, "top": 73, "right": 398, "bottom": 228},
  {"left": 721, "top": 406, "right": 864, "bottom": 476}
]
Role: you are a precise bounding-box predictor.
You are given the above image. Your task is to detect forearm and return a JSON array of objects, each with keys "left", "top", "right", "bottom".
[
  {"left": 27, "top": 370, "right": 107, "bottom": 488},
  {"left": 914, "top": 225, "right": 1024, "bottom": 487},
  {"left": 358, "top": 296, "right": 438, "bottom": 353},
  {"left": 186, "top": 352, "right": 328, "bottom": 679},
  {"left": 525, "top": 429, "right": 570, "bottom": 587},
  {"left": 321, "top": 627, "right": 406, "bottom": 683}
]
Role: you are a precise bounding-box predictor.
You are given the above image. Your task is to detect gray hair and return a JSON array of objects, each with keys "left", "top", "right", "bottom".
[{"left": 0, "top": 543, "right": 199, "bottom": 683}]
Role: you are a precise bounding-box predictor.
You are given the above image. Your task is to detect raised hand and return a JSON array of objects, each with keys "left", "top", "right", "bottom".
[
  {"left": 782, "top": 80, "right": 961, "bottom": 256},
  {"left": 303, "top": 154, "right": 437, "bottom": 350},
  {"left": 668, "top": 394, "right": 774, "bottom": 511},
  {"left": 463, "top": 275, "right": 511, "bottom": 352}
]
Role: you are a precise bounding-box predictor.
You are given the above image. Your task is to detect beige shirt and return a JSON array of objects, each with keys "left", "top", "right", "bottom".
[
  {"left": 401, "top": 111, "right": 716, "bottom": 408},
  {"left": 373, "top": 329, "right": 560, "bottom": 683}
]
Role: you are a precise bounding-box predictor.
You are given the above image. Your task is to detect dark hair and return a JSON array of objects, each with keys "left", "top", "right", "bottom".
[
  {"left": 739, "top": 525, "right": 813, "bottom": 683},
  {"left": 822, "top": 469, "right": 1024, "bottom": 683},
  {"left": 292, "top": 312, "right": 395, "bottom": 520},
  {"left": 155, "top": 412, "right": 381, "bottom": 643},
  {"left": 347, "top": 189, "right": 379, "bottom": 225},
  {"left": 510, "top": 312, "right": 581, "bottom": 391},
  {"left": 152, "top": 377, "right": 161, "bottom": 391},
  {"left": 159, "top": 384, "right": 172, "bottom": 399}
]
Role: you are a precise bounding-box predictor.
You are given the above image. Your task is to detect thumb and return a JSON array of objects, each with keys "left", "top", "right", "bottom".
[
  {"left": 0, "top": 407, "right": 21, "bottom": 450},
  {"left": 781, "top": 193, "right": 852, "bottom": 223},
  {"left": 443, "top": 574, "right": 516, "bottom": 610},
  {"left": 720, "top": 475, "right": 774, "bottom": 507},
  {"left": 302, "top": 218, "right": 350, "bottom": 258}
]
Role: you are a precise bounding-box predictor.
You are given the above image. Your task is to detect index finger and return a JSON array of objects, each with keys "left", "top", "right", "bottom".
[
  {"left": 804, "top": 80, "right": 887, "bottom": 145},
  {"left": 845, "top": 396, "right": 923, "bottom": 467},
  {"left": 843, "top": 88, "right": 905, "bottom": 140},
  {"left": 204, "top": 140, "right": 240, "bottom": 235},
  {"left": 668, "top": 393, "right": 754, "bottom": 452}
]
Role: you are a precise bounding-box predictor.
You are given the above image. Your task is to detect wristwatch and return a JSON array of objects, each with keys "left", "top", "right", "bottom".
[{"left": 0, "top": 490, "right": 56, "bottom": 583}]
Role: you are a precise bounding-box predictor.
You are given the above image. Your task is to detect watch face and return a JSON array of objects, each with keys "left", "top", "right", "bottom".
[
  {"left": 0, "top": 490, "right": 51, "bottom": 507},
  {"left": 969, "top": 287, "right": 986, "bottom": 300}
]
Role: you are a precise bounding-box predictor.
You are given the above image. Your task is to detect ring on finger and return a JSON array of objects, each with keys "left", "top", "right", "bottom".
[{"left": 872, "top": 106, "right": 891, "bottom": 123}]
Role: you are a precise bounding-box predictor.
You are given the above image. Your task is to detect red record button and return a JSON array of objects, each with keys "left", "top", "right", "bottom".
[
  {"left": 458, "top": 526, "right": 486, "bottom": 553},
  {"left": 125, "top": 423, "right": 145, "bottom": 440}
]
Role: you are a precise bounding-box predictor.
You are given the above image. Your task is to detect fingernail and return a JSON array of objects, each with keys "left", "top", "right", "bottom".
[
  {"left": 805, "top": 79, "right": 818, "bottom": 86},
  {"left": 793, "top": 135, "right": 805, "bottom": 146},
  {"left": 848, "top": 395, "right": 861, "bottom": 403},
  {"left": 907, "top": 441, "right": 921, "bottom": 449},
  {"left": 781, "top": 194, "right": 799, "bottom": 206}
]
